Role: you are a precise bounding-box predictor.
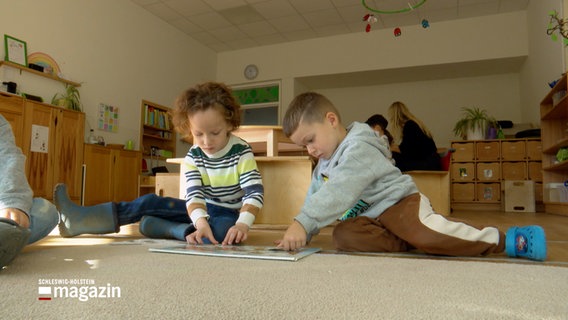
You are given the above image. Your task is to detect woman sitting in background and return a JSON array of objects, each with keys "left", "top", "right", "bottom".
[{"left": 387, "top": 101, "right": 441, "bottom": 172}]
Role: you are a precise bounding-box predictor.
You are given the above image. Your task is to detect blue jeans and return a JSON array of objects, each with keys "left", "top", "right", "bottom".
[
  {"left": 115, "top": 194, "right": 238, "bottom": 242},
  {"left": 204, "top": 204, "right": 239, "bottom": 243},
  {"left": 28, "top": 198, "right": 59, "bottom": 244},
  {"left": 116, "top": 194, "right": 189, "bottom": 225}
]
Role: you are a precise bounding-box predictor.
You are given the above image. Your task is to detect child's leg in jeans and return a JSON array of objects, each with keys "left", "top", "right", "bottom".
[
  {"left": 116, "top": 193, "right": 189, "bottom": 225},
  {"left": 206, "top": 204, "right": 238, "bottom": 243},
  {"left": 379, "top": 193, "right": 505, "bottom": 256}
]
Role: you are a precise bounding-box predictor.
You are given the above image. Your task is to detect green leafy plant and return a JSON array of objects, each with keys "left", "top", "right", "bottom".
[
  {"left": 51, "top": 84, "right": 81, "bottom": 111},
  {"left": 453, "top": 107, "right": 496, "bottom": 139}
]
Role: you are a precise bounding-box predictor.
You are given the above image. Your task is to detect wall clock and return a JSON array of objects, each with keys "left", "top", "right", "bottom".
[{"left": 244, "top": 64, "right": 258, "bottom": 80}]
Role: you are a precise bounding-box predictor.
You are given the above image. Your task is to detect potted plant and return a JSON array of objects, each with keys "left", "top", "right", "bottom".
[
  {"left": 51, "top": 84, "right": 82, "bottom": 111},
  {"left": 453, "top": 107, "right": 496, "bottom": 140}
]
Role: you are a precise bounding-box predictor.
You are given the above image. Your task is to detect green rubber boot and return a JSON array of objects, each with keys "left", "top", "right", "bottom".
[
  {"left": 54, "top": 183, "right": 119, "bottom": 237},
  {"left": 139, "top": 216, "right": 194, "bottom": 241},
  {"left": 0, "top": 218, "right": 30, "bottom": 269}
]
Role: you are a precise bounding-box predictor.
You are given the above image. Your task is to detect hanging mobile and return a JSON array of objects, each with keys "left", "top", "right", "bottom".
[{"left": 362, "top": 13, "right": 377, "bottom": 32}]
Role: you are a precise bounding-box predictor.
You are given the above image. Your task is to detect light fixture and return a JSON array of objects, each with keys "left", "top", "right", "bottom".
[{"left": 361, "top": 0, "right": 427, "bottom": 15}]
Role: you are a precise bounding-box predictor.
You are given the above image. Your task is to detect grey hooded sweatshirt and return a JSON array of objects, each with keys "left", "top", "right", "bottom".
[
  {"left": 295, "top": 122, "right": 418, "bottom": 235},
  {"left": 0, "top": 114, "right": 33, "bottom": 215}
]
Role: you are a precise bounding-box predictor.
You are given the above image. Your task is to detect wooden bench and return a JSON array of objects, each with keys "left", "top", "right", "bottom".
[{"left": 405, "top": 170, "right": 450, "bottom": 216}]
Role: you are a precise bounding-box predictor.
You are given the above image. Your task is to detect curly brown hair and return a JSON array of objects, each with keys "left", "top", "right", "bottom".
[{"left": 172, "top": 82, "right": 241, "bottom": 138}]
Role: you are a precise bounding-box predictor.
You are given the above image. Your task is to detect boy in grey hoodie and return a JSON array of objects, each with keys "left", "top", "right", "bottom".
[
  {"left": 275, "top": 92, "right": 547, "bottom": 261},
  {"left": 0, "top": 114, "right": 59, "bottom": 269}
]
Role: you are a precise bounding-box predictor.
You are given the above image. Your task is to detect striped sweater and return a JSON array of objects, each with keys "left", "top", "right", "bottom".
[{"left": 181, "top": 134, "right": 264, "bottom": 211}]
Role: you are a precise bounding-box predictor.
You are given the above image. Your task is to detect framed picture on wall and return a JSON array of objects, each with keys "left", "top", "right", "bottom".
[{"left": 4, "top": 35, "right": 27, "bottom": 67}]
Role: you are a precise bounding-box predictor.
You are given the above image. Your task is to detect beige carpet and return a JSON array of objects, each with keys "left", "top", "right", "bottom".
[{"left": 1, "top": 238, "right": 567, "bottom": 320}]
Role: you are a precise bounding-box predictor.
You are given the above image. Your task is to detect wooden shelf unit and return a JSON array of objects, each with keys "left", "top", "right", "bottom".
[
  {"left": 140, "top": 99, "right": 176, "bottom": 160},
  {"left": 139, "top": 99, "right": 176, "bottom": 194},
  {"left": 540, "top": 73, "right": 568, "bottom": 215},
  {"left": 0, "top": 61, "right": 81, "bottom": 87},
  {"left": 450, "top": 138, "right": 542, "bottom": 211}
]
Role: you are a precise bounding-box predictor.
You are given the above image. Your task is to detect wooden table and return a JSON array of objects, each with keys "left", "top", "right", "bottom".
[
  {"left": 166, "top": 156, "right": 312, "bottom": 225},
  {"left": 233, "top": 125, "right": 303, "bottom": 156},
  {"left": 405, "top": 170, "right": 450, "bottom": 216}
]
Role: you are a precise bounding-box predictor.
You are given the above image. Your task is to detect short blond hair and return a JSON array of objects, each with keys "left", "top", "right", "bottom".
[{"left": 282, "top": 92, "right": 341, "bottom": 137}]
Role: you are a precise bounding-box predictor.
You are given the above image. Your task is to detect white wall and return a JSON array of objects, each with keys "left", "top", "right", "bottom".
[
  {"left": 520, "top": 0, "right": 564, "bottom": 126},
  {"left": 217, "top": 11, "right": 530, "bottom": 148},
  {"left": 2, "top": 1, "right": 564, "bottom": 158},
  {"left": 0, "top": 0, "right": 216, "bottom": 163},
  {"left": 316, "top": 73, "right": 521, "bottom": 148}
]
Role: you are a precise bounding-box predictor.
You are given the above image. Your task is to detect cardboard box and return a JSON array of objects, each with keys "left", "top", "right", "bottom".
[
  {"left": 502, "top": 162, "right": 527, "bottom": 180},
  {"left": 476, "top": 162, "right": 500, "bottom": 181},
  {"left": 501, "top": 141, "right": 526, "bottom": 160},
  {"left": 503, "top": 180, "right": 535, "bottom": 212},
  {"left": 528, "top": 161, "right": 543, "bottom": 182},
  {"left": 476, "top": 141, "right": 500, "bottom": 160},
  {"left": 526, "top": 140, "right": 542, "bottom": 160},
  {"left": 452, "top": 183, "right": 475, "bottom": 201},
  {"left": 476, "top": 183, "right": 500, "bottom": 202},
  {"left": 451, "top": 163, "right": 475, "bottom": 182},
  {"left": 451, "top": 142, "right": 474, "bottom": 161}
]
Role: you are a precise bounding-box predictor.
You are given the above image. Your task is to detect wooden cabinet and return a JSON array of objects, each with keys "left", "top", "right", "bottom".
[
  {"left": 0, "top": 62, "right": 85, "bottom": 202},
  {"left": 22, "top": 101, "right": 85, "bottom": 201},
  {"left": 83, "top": 144, "right": 141, "bottom": 205},
  {"left": 1, "top": 98, "right": 85, "bottom": 201},
  {"left": 450, "top": 138, "right": 542, "bottom": 211},
  {"left": 0, "top": 92, "right": 24, "bottom": 148},
  {"left": 540, "top": 73, "right": 568, "bottom": 215}
]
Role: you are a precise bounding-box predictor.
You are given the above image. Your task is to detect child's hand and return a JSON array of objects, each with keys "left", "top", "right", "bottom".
[
  {"left": 275, "top": 221, "right": 307, "bottom": 251},
  {"left": 0, "top": 208, "right": 30, "bottom": 228},
  {"left": 186, "top": 218, "right": 218, "bottom": 245},
  {"left": 222, "top": 223, "right": 249, "bottom": 245}
]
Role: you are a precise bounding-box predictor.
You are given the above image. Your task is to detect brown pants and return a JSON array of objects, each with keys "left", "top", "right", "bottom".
[{"left": 333, "top": 193, "right": 505, "bottom": 256}]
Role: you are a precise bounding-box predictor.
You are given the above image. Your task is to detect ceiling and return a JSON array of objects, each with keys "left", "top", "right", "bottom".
[{"left": 131, "top": 0, "right": 529, "bottom": 52}]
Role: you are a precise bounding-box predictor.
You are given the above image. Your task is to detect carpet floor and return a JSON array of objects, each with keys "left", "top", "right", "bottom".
[{"left": 2, "top": 236, "right": 567, "bottom": 320}]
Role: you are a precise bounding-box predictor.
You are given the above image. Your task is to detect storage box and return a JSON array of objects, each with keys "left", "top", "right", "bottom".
[
  {"left": 451, "top": 163, "right": 475, "bottom": 182},
  {"left": 503, "top": 180, "right": 535, "bottom": 212},
  {"left": 501, "top": 141, "right": 526, "bottom": 160},
  {"left": 476, "top": 162, "right": 500, "bottom": 181},
  {"left": 544, "top": 183, "right": 568, "bottom": 203},
  {"left": 451, "top": 142, "right": 474, "bottom": 161},
  {"left": 452, "top": 183, "right": 475, "bottom": 201},
  {"left": 476, "top": 141, "right": 500, "bottom": 160},
  {"left": 501, "top": 162, "right": 527, "bottom": 180},
  {"left": 526, "top": 140, "right": 542, "bottom": 160},
  {"left": 476, "top": 183, "right": 500, "bottom": 202},
  {"left": 528, "top": 161, "right": 543, "bottom": 181}
]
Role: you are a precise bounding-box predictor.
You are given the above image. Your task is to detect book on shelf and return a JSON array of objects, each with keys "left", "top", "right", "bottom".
[{"left": 144, "top": 104, "right": 171, "bottom": 130}]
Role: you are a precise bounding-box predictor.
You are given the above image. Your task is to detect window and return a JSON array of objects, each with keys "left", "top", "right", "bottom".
[{"left": 232, "top": 81, "right": 280, "bottom": 125}]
